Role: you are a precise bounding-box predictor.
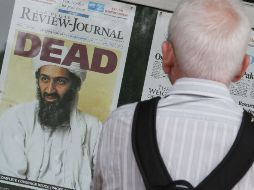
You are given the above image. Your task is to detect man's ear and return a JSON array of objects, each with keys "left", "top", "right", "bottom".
[
  {"left": 162, "top": 41, "right": 175, "bottom": 74},
  {"left": 232, "top": 55, "right": 249, "bottom": 82}
]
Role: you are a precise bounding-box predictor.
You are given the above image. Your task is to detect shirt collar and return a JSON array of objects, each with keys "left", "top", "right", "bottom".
[{"left": 167, "top": 77, "right": 234, "bottom": 102}]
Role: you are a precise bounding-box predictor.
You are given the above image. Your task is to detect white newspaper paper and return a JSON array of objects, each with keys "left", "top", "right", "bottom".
[
  {"left": 230, "top": 30, "right": 254, "bottom": 114},
  {"left": 141, "top": 11, "right": 172, "bottom": 100}
]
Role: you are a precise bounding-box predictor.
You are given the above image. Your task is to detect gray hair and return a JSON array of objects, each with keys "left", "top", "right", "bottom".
[{"left": 168, "top": 0, "right": 250, "bottom": 83}]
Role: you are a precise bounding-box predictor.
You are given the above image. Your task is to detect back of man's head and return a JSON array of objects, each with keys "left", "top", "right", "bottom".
[{"left": 168, "top": 0, "right": 250, "bottom": 83}]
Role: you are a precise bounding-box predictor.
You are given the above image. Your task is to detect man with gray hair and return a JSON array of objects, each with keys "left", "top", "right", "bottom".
[
  {"left": 0, "top": 50, "right": 101, "bottom": 190},
  {"left": 93, "top": 0, "right": 252, "bottom": 189}
]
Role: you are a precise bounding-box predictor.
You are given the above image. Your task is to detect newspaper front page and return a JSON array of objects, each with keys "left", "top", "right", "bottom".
[
  {"left": 0, "top": 0, "right": 135, "bottom": 189},
  {"left": 141, "top": 12, "right": 254, "bottom": 114},
  {"left": 0, "top": 0, "right": 135, "bottom": 121},
  {"left": 230, "top": 30, "right": 254, "bottom": 113},
  {"left": 141, "top": 11, "right": 172, "bottom": 100}
]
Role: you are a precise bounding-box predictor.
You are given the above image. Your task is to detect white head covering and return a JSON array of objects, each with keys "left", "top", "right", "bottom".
[{"left": 33, "top": 46, "right": 87, "bottom": 82}]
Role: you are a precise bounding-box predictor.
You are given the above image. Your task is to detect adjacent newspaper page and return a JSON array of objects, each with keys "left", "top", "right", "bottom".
[
  {"left": 230, "top": 30, "right": 254, "bottom": 113},
  {"left": 0, "top": 0, "right": 135, "bottom": 122},
  {"left": 0, "top": 0, "right": 135, "bottom": 189},
  {"left": 141, "top": 11, "right": 173, "bottom": 100},
  {"left": 141, "top": 12, "right": 254, "bottom": 116}
]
